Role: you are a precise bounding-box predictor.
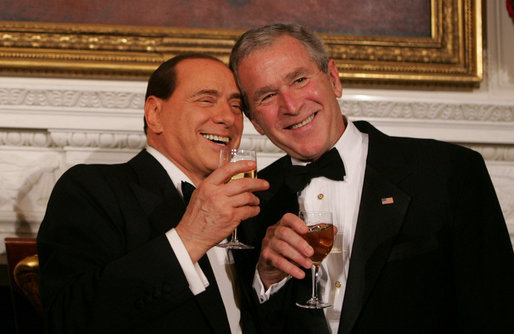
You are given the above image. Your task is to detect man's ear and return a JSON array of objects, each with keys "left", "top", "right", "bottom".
[
  {"left": 250, "top": 118, "right": 265, "bottom": 135},
  {"left": 144, "top": 96, "right": 163, "bottom": 134},
  {"left": 327, "top": 59, "right": 343, "bottom": 98}
]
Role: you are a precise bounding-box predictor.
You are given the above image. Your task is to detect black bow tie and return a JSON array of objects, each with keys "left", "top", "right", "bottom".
[
  {"left": 284, "top": 148, "right": 345, "bottom": 193},
  {"left": 181, "top": 181, "right": 196, "bottom": 205}
]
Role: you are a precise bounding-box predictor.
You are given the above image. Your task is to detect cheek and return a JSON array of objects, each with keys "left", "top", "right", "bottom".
[
  {"left": 254, "top": 107, "right": 278, "bottom": 128},
  {"left": 305, "top": 83, "right": 328, "bottom": 102}
]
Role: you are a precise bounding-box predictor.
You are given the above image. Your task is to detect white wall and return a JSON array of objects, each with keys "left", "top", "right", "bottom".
[{"left": 0, "top": 1, "right": 513, "bottom": 262}]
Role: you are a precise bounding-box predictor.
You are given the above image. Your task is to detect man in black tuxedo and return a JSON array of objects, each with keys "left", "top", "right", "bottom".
[
  {"left": 229, "top": 24, "right": 514, "bottom": 333},
  {"left": 37, "top": 54, "right": 269, "bottom": 333}
]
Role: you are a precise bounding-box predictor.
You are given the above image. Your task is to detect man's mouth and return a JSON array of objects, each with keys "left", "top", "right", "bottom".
[
  {"left": 202, "top": 133, "right": 229, "bottom": 146},
  {"left": 288, "top": 113, "right": 316, "bottom": 130}
]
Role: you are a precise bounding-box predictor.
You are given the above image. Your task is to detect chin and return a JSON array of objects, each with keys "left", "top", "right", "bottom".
[{"left": 296, "top": 141, "right": 326, "bottom": 155}]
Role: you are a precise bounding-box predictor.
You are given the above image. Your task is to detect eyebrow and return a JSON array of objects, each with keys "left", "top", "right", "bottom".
[
  {"left": 252, "top": 67, "right": 309, "bottom": 103},
  {"left": 191, "top": 89, "right": 220, "bottom": 98},
  {"left": 191, "top": 89, "right": 242, "bottom": 101},
  {"left": 229, "top": 92, "right": 243, "bottom": 100},
  {"left": 285, "top": 69, "right": 306, "bottom": 82},
  {"left": 253, "top": 85, "right": 275, "bottom": 103}
]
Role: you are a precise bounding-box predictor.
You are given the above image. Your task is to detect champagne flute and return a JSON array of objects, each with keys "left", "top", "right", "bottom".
[
  {"left": 217, "top": 148, "right": 256, "bottom": 249},
  {"left": 296, "top": 211, "right": 334, "bottom": 309}
]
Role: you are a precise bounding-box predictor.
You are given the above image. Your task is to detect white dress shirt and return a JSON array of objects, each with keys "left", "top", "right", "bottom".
[
  {"left": 255, "top": 121, "right": 368, "bottom": 334},
  {"left": 146, "top": 146, "right": 241, "bottom": 334}
]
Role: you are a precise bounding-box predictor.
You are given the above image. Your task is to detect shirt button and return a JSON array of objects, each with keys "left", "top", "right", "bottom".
[
  {"left": 317, "top": 193, "right": 324, "bottom": 200},
  {"left": 335, "top": 281, "right": 341, "bottom": 288}
]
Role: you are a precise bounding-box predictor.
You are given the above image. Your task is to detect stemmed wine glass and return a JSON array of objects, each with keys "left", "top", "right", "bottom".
[
  {"left": 217, "top": 148, "right": 256, "bottom": 249},
  {"left": 296, "top": 211, "right": 334, "bottom": 309}
]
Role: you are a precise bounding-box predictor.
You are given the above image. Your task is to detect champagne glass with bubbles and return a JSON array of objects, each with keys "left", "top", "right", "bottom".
[
  {"left": 217, "top": 148, "right": 256, "bottom": 249},
  {"left": 296, "top": 211, "right": 334, "bottom": 309}
]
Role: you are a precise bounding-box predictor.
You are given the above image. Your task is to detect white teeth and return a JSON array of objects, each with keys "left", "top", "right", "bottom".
[
  {"left": 290, "top": 114, "right": 315, "bottom": 129},
  {"left": 202, "top": 134, "right": 229, "bottom": 145}
]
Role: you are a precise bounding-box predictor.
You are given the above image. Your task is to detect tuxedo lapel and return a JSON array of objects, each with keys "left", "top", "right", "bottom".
[
  {"left": 196, "top": 256, "right": 232, "bottom": 334},
  {"left": 339, "top": 165, "right": 410, "bottom": 334},
  {"left": 128, "top": 150, "right": 186, "bottom": 233},
  {"left": 128, "top": 150, "right": 231, "bottom": 332},
  {"left": 339, "top": 122, "right": 412, "bottom": 334}
]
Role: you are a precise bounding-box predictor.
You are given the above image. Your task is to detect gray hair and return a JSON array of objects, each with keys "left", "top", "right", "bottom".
[{"left": 229, "top": 23, "right": 329, "bottom": 119}]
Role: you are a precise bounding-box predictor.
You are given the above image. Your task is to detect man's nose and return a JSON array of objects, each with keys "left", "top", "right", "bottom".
[
  {"left": 278, "top": 89, "right": 301, "bottom": 115},
  {"left": 213, "top": 100, "right": 236, "bottom": 125}
]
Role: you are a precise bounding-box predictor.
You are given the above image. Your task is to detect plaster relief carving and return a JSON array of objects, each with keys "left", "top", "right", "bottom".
[
  {"left": 0, "top": 87, "right": 144, "bottom": 110},
  {"left": 0, "top": 152, "right": 63, "bottom": 231},
  {"left": 341, "top": 100, "right": 514, "bottom": 122},
  {"left": 0, "top": 130, "right": 53, "bottom": 148},
  {"left": 49, "top": 131, "right": 146, "bottom": 149}
]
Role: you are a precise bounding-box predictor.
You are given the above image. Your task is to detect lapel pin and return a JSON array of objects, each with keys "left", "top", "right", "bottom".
[{"left": 381, "top": 197, "right": 394, "bottom": 205}]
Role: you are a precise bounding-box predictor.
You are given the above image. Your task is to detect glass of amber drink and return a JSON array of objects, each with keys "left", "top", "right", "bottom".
[
  {"left": 296, "top": 211, "right": 334, "bottom": 309},
  {"left": 217, "top": 148, "right": 256, "bottom": 249}
]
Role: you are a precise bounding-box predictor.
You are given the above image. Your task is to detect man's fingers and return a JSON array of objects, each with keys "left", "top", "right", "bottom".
[
  {"left": 257, "top": 220, "right": 314, "bottom": 281},
  {"left": 223, "top": 177, "right": 269, "bottom": 196},
  {"left": 236, "top": 205, "right": 262, "bottom": 222},
  {"left": 208, "top": 160, "right": 257, "bottom": 185},
  {"left": 224, "top": 192, "right": 261, "bottom": 208},
  {"left": 259, "top": 253, "right": 307, "bottom": 280},
  {"left": 280, "top": 213, "right": 310, "bottom": 235},
  {"left": 274, "top": 214, "right": 312, "bottom": 257},
  {"left": 266, "top": 233, "right": 312, "bottom": 269}
]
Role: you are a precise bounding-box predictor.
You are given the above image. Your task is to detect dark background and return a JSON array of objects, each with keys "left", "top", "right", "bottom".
[{"left": 1, "top": 266, "right": 16, "bottom": 333}]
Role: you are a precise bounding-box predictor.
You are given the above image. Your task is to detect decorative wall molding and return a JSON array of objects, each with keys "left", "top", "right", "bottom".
[
  {"left": 0, "top": 129, "right": 55, "bottom": 148},
  {"left": 1, "top": 128, "right": 514, "bottom": 163},
  {"left": 342, "top": 100, "right": 514, "bottom": 123},
  {"left": 2, "top": 86, "right": 514, "bottom": 125},
  {"left": 0, "top": 87, "right": 143, "bottom": 110},
  {"left": 49, "top": 131, "right": 146, "bottom": 150}
]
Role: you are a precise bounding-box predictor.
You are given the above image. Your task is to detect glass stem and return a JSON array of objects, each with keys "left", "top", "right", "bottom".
[
  {"left": 231, "top": 228, "right": 238, "bottom": 242},
  {"left": 311, "top": 264, "right": 319, "bottom": 301}
]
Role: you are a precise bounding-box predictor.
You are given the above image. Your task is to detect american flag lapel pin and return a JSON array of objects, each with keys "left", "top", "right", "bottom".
[{"left": 381, "top": 197, "right": 394, "bottom": 205}]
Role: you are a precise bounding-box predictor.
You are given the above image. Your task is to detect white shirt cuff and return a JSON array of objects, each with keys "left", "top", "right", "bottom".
[
  {"left": 166, "top": 228, "right": 209, "bottom": 295},
  {"left": 252, "top": 268, "right": 291, "bottom": 303}
]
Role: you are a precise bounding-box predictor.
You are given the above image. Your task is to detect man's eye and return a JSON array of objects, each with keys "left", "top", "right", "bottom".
[
  {"left": 294, "top": 77, "right": 307, "bottom": 85},
  {"left": 261, "top": 93, "right": 275, "bottom": 103},
  {"left": 198, "top": 98, "right": 215, "bottom": 105}
]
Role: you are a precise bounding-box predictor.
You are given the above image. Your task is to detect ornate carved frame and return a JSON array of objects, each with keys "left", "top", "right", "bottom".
[{"left": 0, "top": 0, "right": 482, "bottom": 87}]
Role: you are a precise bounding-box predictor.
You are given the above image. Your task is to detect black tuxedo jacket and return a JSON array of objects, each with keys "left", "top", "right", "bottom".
[
  {"left": 37, "top": 150, "right": 257, "bottom": 334},
  {"left": 238, "top": 121, "right": 514, "bottom": 334}
]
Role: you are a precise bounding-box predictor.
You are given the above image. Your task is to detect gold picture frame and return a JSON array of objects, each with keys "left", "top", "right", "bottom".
[{"left": 0, "top": 0, "right": 482, "bottom": 87}]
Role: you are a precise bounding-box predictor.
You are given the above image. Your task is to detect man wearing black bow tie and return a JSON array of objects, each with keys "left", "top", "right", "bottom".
[
  {"left": 229, "top": 24, "right": 514, "bottom": 333},
  {"left": 37, "top": 54, "right": 269, "bottom": 334}
]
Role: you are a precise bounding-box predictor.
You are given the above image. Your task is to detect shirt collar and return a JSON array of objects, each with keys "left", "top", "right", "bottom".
[
  {"left": 145, "top": 145, "right": 194, "bottom": 197},
  {"left": 291, "top": 118, "right": 364, "bottom": 170}
]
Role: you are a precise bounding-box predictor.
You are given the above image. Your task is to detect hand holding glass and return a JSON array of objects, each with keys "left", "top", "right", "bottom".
[
  {"left": 296, "top": 211, "right": 334, "bottom": 309},
  {"left": 217, "top": 148, "right": 256, "bottom": 249}
]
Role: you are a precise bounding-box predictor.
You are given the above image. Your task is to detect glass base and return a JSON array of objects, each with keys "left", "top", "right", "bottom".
[
  {"left": 296, "top": 298, "right": 332, "bottom": 309},
  {"left": 217, "top": 241, "right": 254, "bottom": 249}
]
